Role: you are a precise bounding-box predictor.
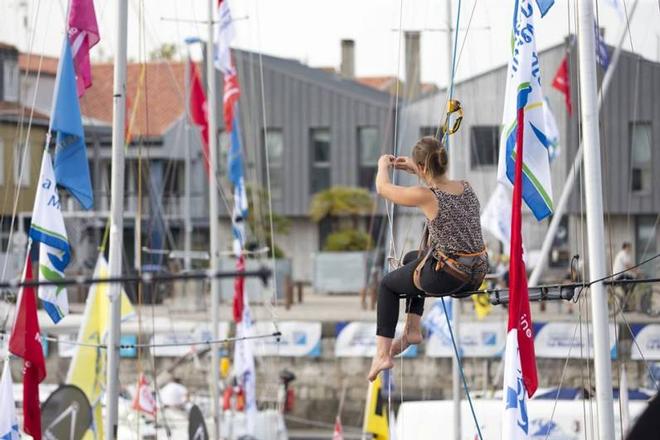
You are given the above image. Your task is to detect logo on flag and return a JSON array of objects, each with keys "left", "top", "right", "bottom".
[
  {"left": 29, "top": 151, "right": 71, "bottom": 323},
  {"left": 497, "top": 0, "right": 554, "bottom": 221},
  {"left": 502, "top": 331, "right": 530, "bottom": 439}
]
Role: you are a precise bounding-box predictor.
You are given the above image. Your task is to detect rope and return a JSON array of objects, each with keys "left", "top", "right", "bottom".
[
  {"left": 32, "top": 331, "right": 282, "bottom": 350},
  {"left": 440, "top": 298, "right": 483, "bottom": 440}
]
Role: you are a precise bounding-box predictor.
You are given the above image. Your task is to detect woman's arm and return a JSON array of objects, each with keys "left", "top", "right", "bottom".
[{"left": 375, "top": 155, "right": 432, "bottom": 208}]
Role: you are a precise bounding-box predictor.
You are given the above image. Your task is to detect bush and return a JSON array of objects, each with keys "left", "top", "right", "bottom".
[{"left": 323, "top": 229, "right": 373, "bottom": 252}]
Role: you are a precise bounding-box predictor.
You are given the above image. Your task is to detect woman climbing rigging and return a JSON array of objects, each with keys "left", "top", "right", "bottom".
[{"left": 368, "top": 136, "right": 488, "bottom": 382}]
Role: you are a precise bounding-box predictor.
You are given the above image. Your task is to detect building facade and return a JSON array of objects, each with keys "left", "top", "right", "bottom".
[{"left": 395, "top": 40, "right": 659, "bottom": 282}]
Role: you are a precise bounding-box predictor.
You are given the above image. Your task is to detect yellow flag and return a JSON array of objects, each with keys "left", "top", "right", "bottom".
[
  {"left": 66, "top": 255, "right": 135, "bottom": 440},
  {"left": 472, "top": 280, "right": 492, "bottom": 320},
  {"left": 363, "top": 374, "right": 389, "bottom": 440}
]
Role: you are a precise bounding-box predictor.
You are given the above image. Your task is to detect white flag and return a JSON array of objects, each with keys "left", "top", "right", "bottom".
[
  {"left": 29, "top": 151, "right": 71, "bottom": 323},
  {"left": 497, "top": 0, "right": 553, "bottom": 221},
  {"left": 0, "top": 361, "right": 19, "bottom": 440},
  {"left": 480, "top": 183, "right": 512, "bottom": 252},
  {"left": 214, "top": 0, "right": 236, "bottom": 74},
  {"left": 501, "top": 330, "right": 530, "bottom": 440},
  {"left": 233, "top": 289, "right": 256, "bottom": 433}
]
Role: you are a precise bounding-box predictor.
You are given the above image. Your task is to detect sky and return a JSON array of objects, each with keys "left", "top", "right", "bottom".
[{"left": 0, "top": 0, "right": 659, "bottom": 87}]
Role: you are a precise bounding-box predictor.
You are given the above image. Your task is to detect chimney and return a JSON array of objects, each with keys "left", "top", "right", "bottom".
[
  {"left": 340, "top": 39, "right": 355, "bottom": 78},
  {"left": 404, "top": 31, "right": 421, "bottom": 100}
]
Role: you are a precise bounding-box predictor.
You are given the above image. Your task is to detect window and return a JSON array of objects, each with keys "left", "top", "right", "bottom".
[
  {"left": 3, "top": 60, "right": 19, "bottom": 102},
  {"left": 470, "top": 126, "right": 500, "bottom": 168},
  {"left": 13, "top": 141, "right": 30, "bottom": 187},
  {"left": 358, "top": 127, "right": 380, "bottom": 188},
  {"left": 630, "top": 122, "right": 652, "bottom": 192},
  {"left": 310, "top": 128, "right": 330, "bottom": 194},
  {"left": 419, "top": 126, "right": 437, "bottom": 138},
  {"left": 263, "top": 129, "right": 284, "bottom": 200},
  {"left": 635, "top": 216, "right": 658, "bottom": 277}
]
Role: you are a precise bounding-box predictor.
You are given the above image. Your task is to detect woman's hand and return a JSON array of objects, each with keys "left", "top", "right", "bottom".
[
  {"left": 378, "top": 154, "right": 396, "bottom": 169},
  {"left": 393, "top": 156, "right": 418, "bottom": 175}
]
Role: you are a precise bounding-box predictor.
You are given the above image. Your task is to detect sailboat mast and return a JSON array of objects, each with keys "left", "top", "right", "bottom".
[
  {"left": 445, "top": 1, "right": 462, "bottom": 438},
  {"left": 576, "top": 1, "right": 615, "bottom": 438},
  {"left": 184, "top": 57, "right": 193, "bottom": 272},
  {"left": 206, "top": 0, "right": 222, "bottom": 438},
  {"left": 105, "top": 0, "right": 129, "bottom": 438}
]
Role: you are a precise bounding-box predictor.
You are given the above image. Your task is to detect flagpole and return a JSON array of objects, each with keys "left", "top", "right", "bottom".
[
  {"left": 105, "top": 0, "right": 128, "bottom": 438},
  {"left": 206, "top": 0, "right": 222, "bottom": 438},
  {"left": 444, "top": 1, "right": 462, "bottom": 438},
  {"left": 528, "top": 0, "right": 639, "bottom": 287},
  {"left": 576, "top": 1, "right": 615, "bottom": 438},
  {"left": 184, "top": 56, "right": 193, "bottom": 273}
]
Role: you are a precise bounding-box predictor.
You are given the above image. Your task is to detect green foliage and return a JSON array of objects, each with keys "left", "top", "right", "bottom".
[
  {"left": 309, "top": 186, "right": 374, "bottom": 223},
  {"left": 245, "top": 184, "right": 290, "bottom": 258},
  {"left": 323, "top": 229, "right": 373, "bottom": 252},
  {"left": 149, "top": 43, "right": 178, "bottom": 61}
]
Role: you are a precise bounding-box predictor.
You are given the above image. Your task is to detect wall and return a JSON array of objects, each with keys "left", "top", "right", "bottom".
[{"left": 0, "top": 121, "right": 47, "bottom": 215}]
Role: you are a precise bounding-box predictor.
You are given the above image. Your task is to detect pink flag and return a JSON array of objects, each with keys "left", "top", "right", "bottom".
[
  {"left": 132, "top": 374, "right": 157, "bottom": 416},
  {"left": 67, "top": 0, "right": 100, "bottom": 97}
]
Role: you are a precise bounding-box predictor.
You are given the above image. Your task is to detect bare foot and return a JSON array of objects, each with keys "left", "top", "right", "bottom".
[
  {"left": 390, "top": 327, "right": 423, "bottom": 357},
  {"left": 367, "top": 354, "right": 394, "bottom": 382}
]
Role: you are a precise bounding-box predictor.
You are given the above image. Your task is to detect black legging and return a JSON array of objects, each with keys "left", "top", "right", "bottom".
[{"left": 376, "top": 251, "right": 467, "bottom": 338}]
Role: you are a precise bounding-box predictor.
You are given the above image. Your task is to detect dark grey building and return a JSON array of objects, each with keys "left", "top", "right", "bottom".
[{"left": 395, "top": 40, "right": 659, "bottom": 281}]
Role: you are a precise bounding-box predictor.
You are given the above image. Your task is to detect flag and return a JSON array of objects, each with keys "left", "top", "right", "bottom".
[
  {"left": 595, "top": 24, "right": 610, "bottom": 70},
  {"left": 551, "top": 56, "right": 572, "bottom": 116},
  {"left": 223, "top": 72, "right": 240, "bottom": 132},
  {"left": 67, "top": 0, "right": 100, "bottom": 97},
  {"left": 363, "top": 374, "right": 389, "bottom": 440},
  {"left": 605, "top": 0, "right": 625, "bottom": 20},
  {"left": 29, "top": 151, "right": 71, "bottom": 323},
  {"left": 214, "top": 0, "right": 236, "bottom": 74},
  {"left": 472, "top": 281, "right": 492, "bottom": 320},
  {"left": 232, "top": 255, "right": 256, "bottom": 434},
  {"left": 51, "top": 37, "right": 93, "bottom": 209},
  {"left": 9, "top": 255, "right": 46, "bottom": 440},
  {"left": 534, "top": 0, "right": 554, "bottom": 17},
  {"left": 66, "top": 255, "right": 135, "bottom": 440},
  {"left": 0, "top": 361, "right": 19, "bottom": 440},
  {"left": 188, "top": 60, "right": 210, "bottom": 174},
  {"left": 228, "top": 117, "right": 248, "bottom": 255},
  {"left": 542, "top": 97, "right": 560, "bottom": 162},
  {"left": 501, "top": 3, "right": 540, "bottom": 438},
  {"left": 132, "top": 374, "right": 157, "bottom": 416},
  {"left": 497, "top": 0, "right": 553, "bottom": 221},
  {"left": 480, "top": 183, "right": 512, "bottom": 252},
  {"left": 332, "top": 416, "right": 344, "bottom": 440}
]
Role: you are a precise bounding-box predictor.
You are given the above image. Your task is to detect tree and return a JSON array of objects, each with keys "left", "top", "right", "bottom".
[
  {"left": 245, "top": 184, "right": 290, "bottom": 258},
  {"left": 309, "top": 186, "right": 375, "bottom": 251},
  {"left": 149, "top": 43, "right": 178, "bottom": 61}
]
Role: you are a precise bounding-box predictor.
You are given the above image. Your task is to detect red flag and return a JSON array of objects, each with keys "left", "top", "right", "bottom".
[
  {"left": 9, "top": 255, "right": 46, "bottom": 439},
  {"left": 131, "top": 374, "right": 157, "bottom": 416},
  {"left": 189, "top": 60, "right": 210, "bottom": 174},
  {"left": 509, "top": 87, "right": 538, "bottom": 398},
  {"left": 332, "top": 415, "right": 344, "bottom": 440},
  {"left": 223, "top": 71, "right": 240, "bottom": 131},
  {"left": 232, "top": 255, "right": 245, "bottom": 323},
  {"left": 67, "top": 0, "right": 100, "bottom": 97},
  {"left": 551, "top": 56, "right": 572, "bottom": 116}
]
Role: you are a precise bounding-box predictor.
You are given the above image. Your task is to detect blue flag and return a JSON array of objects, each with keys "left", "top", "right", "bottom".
[
  {"left": 228, "top": 116, "right": 248, "bottom": 255},
  {"left": 51, "top": 38, "right": 93, "bottom": 210},
  {"left": 595, "top": 24, "right": 610, "bottom": 70}
]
